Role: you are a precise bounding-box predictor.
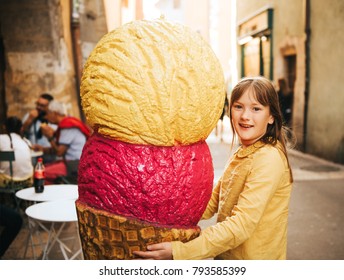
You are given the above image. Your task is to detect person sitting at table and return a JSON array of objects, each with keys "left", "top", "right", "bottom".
[
  {"left": 22, "top": 93, "right": 57, "bottom": 163},
  {"left": 0, "top": 116, "right": 33, "bottom": 188},
  {"left": 32, "top": 100, "right": 91, "bottom": 184}
]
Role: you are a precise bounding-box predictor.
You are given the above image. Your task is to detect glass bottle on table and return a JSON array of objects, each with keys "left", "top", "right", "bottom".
[{"left": 34, "top": 157, "right": 45, "bottom": 193}]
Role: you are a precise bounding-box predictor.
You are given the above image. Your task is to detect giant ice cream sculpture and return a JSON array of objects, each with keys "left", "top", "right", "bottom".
[{"left": 76, "top": 19, "right": 225, "bottom": 259}]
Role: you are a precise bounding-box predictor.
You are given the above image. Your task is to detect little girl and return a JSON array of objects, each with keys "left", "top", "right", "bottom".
[{"left": 134, "top": 76, "right": 294, "bottom": 260}]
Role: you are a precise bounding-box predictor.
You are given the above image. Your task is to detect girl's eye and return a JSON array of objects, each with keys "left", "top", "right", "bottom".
[
  {"left": 233, "top": 104, "right": 242, "bottom": 109},
  {"left": 253, "top": 107, "right": 262, "bottom": 111}
]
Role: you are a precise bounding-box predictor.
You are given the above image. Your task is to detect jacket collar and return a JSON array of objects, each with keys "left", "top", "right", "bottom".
[{"left": 235, "top": 140, "right": 266, "bottom": 158}]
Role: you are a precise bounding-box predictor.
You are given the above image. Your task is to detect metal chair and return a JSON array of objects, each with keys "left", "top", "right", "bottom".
[{"left": 0, "top": 151, "right": 30, "bottom": 211}]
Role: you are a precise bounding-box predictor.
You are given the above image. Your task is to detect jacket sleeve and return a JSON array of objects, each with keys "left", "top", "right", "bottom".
[
  {"left": 201, "top": 177, "right": 221, "bottom": 220},
  {"left": 172, "top": 147, "right": 285, "bottom": 260}
]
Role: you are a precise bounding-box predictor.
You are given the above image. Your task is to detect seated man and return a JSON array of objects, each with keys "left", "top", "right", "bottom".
[
  {"left": 33, "top": 101, "right": 91, "bottom": 184},
  {"left": 22, "top": 93, "right": 57, "bottom": 163}
]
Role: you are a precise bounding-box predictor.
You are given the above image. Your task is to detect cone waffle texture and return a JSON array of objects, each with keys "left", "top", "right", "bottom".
[{"left": 76, "top": 201, "right": 201, "bottom": 260}]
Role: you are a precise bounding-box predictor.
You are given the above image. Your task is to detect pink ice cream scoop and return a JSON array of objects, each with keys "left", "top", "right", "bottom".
[{"left": 78, "top": 132, "right": 213, "bottom": 228}]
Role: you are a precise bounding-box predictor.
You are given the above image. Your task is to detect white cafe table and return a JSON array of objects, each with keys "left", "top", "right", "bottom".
[
  {"left": 15, "top": 184, "right": 79, "bottom": 259},
  {"left": 16, "top": 184, "right": 78, "bottom": 202},
  {"left": 25, "top": 199, "right": 82, "bottom": 260}
]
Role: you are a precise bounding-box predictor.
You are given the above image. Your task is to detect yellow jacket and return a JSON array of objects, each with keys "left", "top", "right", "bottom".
[{"left": 172, "top": 141, "right": 293, "bottom": 260}]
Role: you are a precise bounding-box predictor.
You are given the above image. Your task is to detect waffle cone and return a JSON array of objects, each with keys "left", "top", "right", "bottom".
[{"left": 76, "top": 201, "right": 201, "bottom": 259}]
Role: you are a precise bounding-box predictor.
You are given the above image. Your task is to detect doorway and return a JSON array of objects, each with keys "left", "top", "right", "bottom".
[
  {"left": 285, "top": 54, "right": 296, "bottom": 94},
  {"left": 284, "top": 54, "right": 296, "bottom": 126}
]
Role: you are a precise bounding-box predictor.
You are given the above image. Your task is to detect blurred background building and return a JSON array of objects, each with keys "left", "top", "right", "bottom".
[{"left": 0, "top": 0, "right": 343, "bottom": 164}]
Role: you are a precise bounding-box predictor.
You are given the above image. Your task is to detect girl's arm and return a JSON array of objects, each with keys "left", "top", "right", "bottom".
[
  {"left": 201, "top": 177, "right": 221, "bottom": 220},
  {"left": 171, "top": 148, "right": 287, "bottom": 260}
]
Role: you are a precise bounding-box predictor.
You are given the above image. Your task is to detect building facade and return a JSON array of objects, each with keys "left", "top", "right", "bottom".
[{"left": 236, "top": 0, "right": 344, "bottom": 163}]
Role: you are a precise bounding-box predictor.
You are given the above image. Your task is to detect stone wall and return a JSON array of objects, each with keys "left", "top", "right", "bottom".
[
  {"left": 0, "top": 0, "right": 110, "bottom": 122},
  {"left": 0, "top": 0, "right": 79, "bottom": 119}
]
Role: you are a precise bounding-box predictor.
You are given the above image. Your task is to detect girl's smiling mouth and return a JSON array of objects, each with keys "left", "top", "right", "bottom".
[{"left": 239, "top": 123, "right": 253, "bottom": 128}]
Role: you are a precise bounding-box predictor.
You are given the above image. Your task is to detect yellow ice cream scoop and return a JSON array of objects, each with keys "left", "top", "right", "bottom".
[{"left": 81, "top": 19, "right": 225, "bottom": 146}]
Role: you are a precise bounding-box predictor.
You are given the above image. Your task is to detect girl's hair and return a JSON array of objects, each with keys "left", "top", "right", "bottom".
[{"left": 229, "top": 76, "right": 294, "bottom": 180}]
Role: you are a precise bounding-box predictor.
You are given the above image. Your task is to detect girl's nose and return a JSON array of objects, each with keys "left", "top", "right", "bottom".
[{"left": 240, "top": 108, "right": 250, "bottom": 120}]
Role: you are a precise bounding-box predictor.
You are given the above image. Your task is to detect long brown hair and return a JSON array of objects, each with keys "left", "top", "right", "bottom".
[{"left": 229, "top": 76, "right": 294, "bottom": 180}]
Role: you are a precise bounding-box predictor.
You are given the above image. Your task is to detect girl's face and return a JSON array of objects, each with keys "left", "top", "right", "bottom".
[{"left": 231, "top": 89, "right": 274, "bottom": 148}]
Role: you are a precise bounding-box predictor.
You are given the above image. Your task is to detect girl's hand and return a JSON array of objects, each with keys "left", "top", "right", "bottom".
[{"left": 133, "top": 242, "right": 173, "bottom": 260}]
